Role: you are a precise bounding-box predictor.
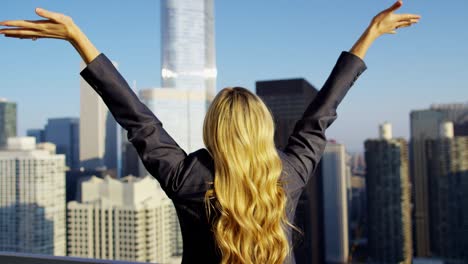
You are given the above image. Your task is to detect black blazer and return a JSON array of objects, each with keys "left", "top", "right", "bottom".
[{"left": 80, "top": 51, "right": 366, "bottom": 264}]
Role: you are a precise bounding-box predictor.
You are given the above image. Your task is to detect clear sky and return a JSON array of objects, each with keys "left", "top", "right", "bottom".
[{"left": 1, "top": 0, "right": 467, "bottom": 152}]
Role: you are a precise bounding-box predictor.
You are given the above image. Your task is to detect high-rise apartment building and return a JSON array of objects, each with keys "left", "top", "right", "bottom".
[
  {"left": 365, "top": 123, "right": 412, "bottom": 264},
  {"left": 410, "top": 103, "right": 468, "bottom": 257},
  {"left": 425, "top": 122, "right": 468, "bottom": 262},
  {"left": 0, "top": 98, "right": 16, "bottom": 149},
  {"left": 67, "top": 175, "right": 181, "bottom": 263},
  {"left": 0, "top": 137, "right": 66, "bottom": 255}
]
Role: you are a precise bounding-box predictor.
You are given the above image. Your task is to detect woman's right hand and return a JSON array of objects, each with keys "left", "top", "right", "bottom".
[
  {"left": 350, "top": 1, "right": 420, "bottom": 60},
  {"left": 0, "top": 8, "right": 100, "bottom": 64},
  {"left": 369, "top": 0, "right": 421, "bottom": 37}
]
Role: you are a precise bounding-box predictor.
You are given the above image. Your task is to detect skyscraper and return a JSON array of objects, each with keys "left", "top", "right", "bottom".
[
  {"left": 256, "top": 78, "right": 324, "bottom": 264},
  {"left": 0, "top": 98, "right": 16, "bottom": 149},
  {"left": 322, "top": 141, "right": 349, "bottom": 264},
  {"left": 161, "top": 0, "right": 217, "bottom": 100},
  {"left": 45, "top": 118, "right": 80, "bottom": 169},
  {"left": 67, "top": 175, "right": 181, "bottom": 263},
  {"left": 365, "top": 123, "right": 412, "bottom": 264},
  {"left": 425, "top": 122, "right": 468, "bottom": 262},
  {"left": 410, "top": 103, "right": 468, "bottom": 257},
  {"left": 139, "top": 88, "right": 206, "bottom": 154},
  {"left": 0, "top": 137, "right": 66, "bottom": 256},
  {"left": 80, "top": 61, "right": 121, "bottom": 177}
]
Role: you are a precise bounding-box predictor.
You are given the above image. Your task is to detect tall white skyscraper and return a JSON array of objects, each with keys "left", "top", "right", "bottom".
[
  {"left": 161, "top": 0, "right": 217, "bottom": 100},
  {"left": 322, "top": 141, "right": 349, "bottom": 264},
  {"left": 80, "top": 61, "right": 122, "bottom": 177},
  {"left": 67, "top": 175, "right": 181, "bottom": 263},
  {"left": 0, "top": 137, "right": 66, "bottom": 256}
]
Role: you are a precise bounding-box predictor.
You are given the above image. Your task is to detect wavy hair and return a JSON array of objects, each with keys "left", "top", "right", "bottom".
[{"left": 203, "top": 87, "right": 291, "bottom": 264}]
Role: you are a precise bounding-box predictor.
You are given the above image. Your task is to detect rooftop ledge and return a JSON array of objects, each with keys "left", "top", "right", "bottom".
[{"left": 0, "top": 252, "right": 155, "bottom": 264}]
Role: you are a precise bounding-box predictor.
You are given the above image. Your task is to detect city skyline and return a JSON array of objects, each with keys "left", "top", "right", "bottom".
[
  {"left": 2, "top": 0, "right": 467, "bottom": 152},
  {"left": 2, "top": 1, "right": 468, "bottom": 263}
]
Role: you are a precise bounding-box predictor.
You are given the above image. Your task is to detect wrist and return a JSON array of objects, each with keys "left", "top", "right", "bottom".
[
  {"left": 67, "top": 24, "right": 83, "bottom": 45},
  {"left": 366, "top": 24, "right": 381, "bottom": 41}
]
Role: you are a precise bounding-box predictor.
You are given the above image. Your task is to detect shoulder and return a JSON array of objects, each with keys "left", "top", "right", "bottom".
[{"left": 170, "top": 148, "right": 215, "bottom": 202}]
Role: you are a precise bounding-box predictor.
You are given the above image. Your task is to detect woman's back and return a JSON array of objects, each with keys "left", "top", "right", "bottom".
[{"left": 79, "top": 51, "right": 366, "bottom": 263}]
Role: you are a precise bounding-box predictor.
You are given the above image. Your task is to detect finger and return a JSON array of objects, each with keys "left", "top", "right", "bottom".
[
  {"left": 0, "top": 20, "right": 51, "bottom": 30},
  {"left": 4, "top": 33, "right": 61, "bottom": 39},
  {"left": 0, "top": 28, "right": 40, "bottom": 36},
  {"left": 396, "top": 21, "right": 416, "bottom": 29},
  {"left": 396, "top": 14, "right": 421, "bottom": 21},
  {"left": 0, "top": 29, "right": 57, "bottom": 39},
  {"left": 35, "top": 8, "right": 62, "bottom": 22},
  {"left": 386, "top": 0, "right": 403, "bottom": 13}
]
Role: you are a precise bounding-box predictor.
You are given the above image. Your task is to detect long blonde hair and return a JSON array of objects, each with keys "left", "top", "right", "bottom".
[{"left": 203, "top": 87, "right": 291, "bottom": 264}]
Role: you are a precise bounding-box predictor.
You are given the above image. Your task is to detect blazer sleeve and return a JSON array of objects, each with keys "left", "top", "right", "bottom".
[
  {"left": 282, "top": 51, "right": 367, "bottom": 186},
  {"left": 80, "top": 53, "right": 187, "bottom": 197}
]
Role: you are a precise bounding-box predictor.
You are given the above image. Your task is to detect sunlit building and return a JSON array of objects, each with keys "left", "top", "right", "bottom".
[
  {"left": 67, "top": 175, "right": 180, "bottom": 263},
  {"left": 80, "top": 61, "right": 121, "bottom": 177},
  {"left": 410, "top": 103, "right": 468, "bottom": 257},
  {"left": 161, "top": 0, "right": 217, "bottom": 100},
  {"left": 425, "top": 122, "right": 468, "bottom": 263},
  {"left": 0, "top": 137, "right": 66, "bottom": 256},
  {"left": 322, "top": 141, "right": 349, "bottom": 264}
]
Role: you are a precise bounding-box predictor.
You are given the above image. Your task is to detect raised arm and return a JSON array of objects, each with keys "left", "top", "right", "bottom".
[
  {"left": 0, "top": 8, "right": 188, "bottom": 197},
  {"left": 282, "top": 1, "right": 420, "bottom": 185}
]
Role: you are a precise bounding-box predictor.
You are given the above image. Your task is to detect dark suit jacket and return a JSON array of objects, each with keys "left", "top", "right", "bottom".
[{"left": 80, "top": 51, "right": 367, "bottom": 264}]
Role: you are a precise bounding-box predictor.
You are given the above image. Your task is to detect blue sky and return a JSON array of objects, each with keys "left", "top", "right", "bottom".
[{"left": 1, "top": 0, "right": 467, "bottom": 152}]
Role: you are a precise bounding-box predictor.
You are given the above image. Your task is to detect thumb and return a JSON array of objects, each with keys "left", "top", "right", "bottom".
[{"left": 387, "top": 1, "right": 403, "bottom": 13}]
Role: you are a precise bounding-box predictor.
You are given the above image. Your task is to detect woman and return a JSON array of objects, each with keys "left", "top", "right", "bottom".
[{"left": 0, "top": 1, "right": 419, "bottom": 263}]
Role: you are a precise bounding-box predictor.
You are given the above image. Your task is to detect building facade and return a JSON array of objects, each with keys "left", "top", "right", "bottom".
[
  {"left": 161, "top": 0, "right": 217, "bottom": 100},
  {"left": 80, "top": 61, "right": 121, "bottom": 177},
  {"left": 425, "top": 122, "right": 468, "bottom": 263},
  {"left": 365, "top": 123, "right": 412, "bottom": 264},
  {"left": 45, "top": 118, "right": 80, "bottom": 169},
  {"left": 322, "top": 141, "right": 349, "bottom": 264},
  {"left": 410, "top": 104, "right": 468, "bottom": 257},
  {"left": 67, "top": 175, "right": 181, "bottom": 263},
  {"left": 139, "top": 88, "right": 206, "bottom": 155},
  {"left": 0, "top": 98, "right": 16, "bottom": 149},
  {"left": 0, "top": 137, "right": 66, "bottom": 255}
]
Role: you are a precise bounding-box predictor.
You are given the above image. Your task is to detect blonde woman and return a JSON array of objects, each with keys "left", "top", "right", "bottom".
[{"left": 0, "top": 1, "right": 419, "bottom": 263}]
